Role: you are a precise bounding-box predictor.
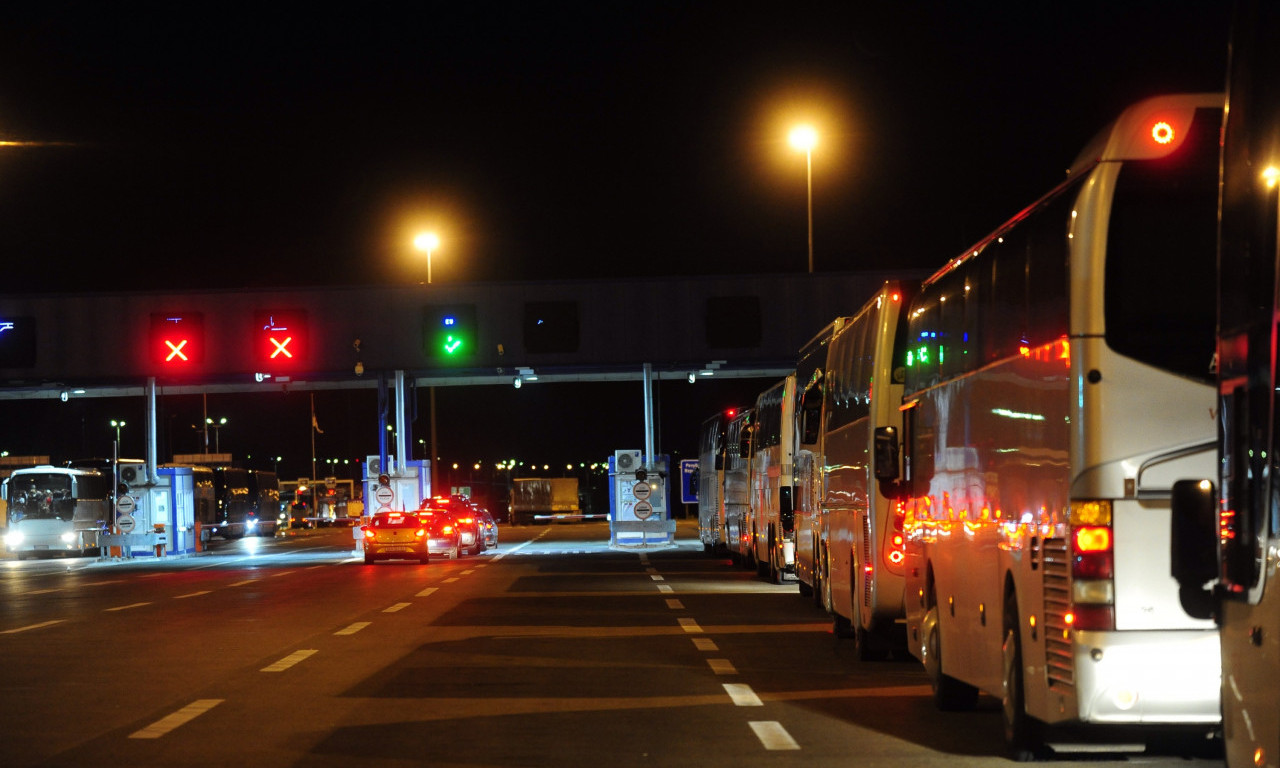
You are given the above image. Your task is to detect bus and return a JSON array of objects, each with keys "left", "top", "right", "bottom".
[
  {"left": 245, "top": 469, "right": 283, "bottom": 536},
  {"left": 722, "top": 407, "right": 755, "bottom": 566},
  {"left": 794, "top": 317, "right": 848, "bottom": 598},
  {"left": 1171, "top": 7, "right": 1280, "bottom": 767},
  {"left": 697, "top": 408, "right": 736, "bottom": 553},
  {"left": 816, "top": 281, "right": 915, "bottom": 659},
  {"left": 2, "top": 465, "right": 111, "bottom": 558},
  {"left": 210, "top": 466, "right": 253, "bottom": 538},
  {"left": 880, "top": 93, "right": 1224, "bottom": 758},
  {"left": 750, "top": 374, "right": 797, "bottom": 583}
]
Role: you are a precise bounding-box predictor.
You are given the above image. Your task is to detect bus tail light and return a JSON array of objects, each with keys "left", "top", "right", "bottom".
[
  {"left": 1068, "top": 501, "right": 1115, "bottom": 631},
  {"left": 884, "top": 502, "right": 907, "bottom": 573}
]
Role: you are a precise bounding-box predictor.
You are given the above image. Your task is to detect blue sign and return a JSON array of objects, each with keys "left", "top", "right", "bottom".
[{"left": 680, "top": 459, "right": 699, "bottom": 504}]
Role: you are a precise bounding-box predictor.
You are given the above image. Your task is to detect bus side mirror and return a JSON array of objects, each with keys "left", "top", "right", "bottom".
[
  {"left": 1170, "top": 478, "right": 1218, "bottom": 621},
  {"left": 873, "top": 427, "right": 900, "bottom": 482}
]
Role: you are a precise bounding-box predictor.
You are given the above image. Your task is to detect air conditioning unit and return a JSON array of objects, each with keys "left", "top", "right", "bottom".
[
  {"left": 365, "top": 455, "right": 394, "bottom": 478},
  {"left": 119, "top": 463, "right": 148, "bottom": 486},
  {"left": 614, "top": 450, "right": 642, "bottom": 473}
]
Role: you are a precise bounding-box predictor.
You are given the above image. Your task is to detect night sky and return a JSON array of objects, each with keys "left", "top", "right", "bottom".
[{"left": 0, "top": 3, "right": 1236, "bottom": 486}]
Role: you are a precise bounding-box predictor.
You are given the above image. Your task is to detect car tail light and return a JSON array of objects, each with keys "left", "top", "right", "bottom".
[
  {"left": 442, "top": 524, "right": 455, "bottom": 535},
  {"left": 416, "top": 529, "right": 426, "bottom": 539},
  {"left": 363, "top": 527, "right": 377, "bottom": 540}
]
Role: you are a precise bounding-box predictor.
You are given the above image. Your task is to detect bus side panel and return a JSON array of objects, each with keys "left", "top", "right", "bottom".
[
  {"left": 1221, "top": 576, "right": 1280, "bottom": 767},
  {"left": 825, "top": 418, "right": 868, "bottom": 624}
]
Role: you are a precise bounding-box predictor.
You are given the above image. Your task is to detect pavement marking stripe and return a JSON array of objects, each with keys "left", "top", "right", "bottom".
[
  {"left": 707, "top": 658, "right": 737, "bottom": 675},
  {"left": 335, "top": 622, "right": 371, "bottom": 636},
  {"left": 656, "top": 584, "right": 674, "bottom": 594},
  {"left": 649, "top": 574, "right": 665, "bottom": 581},
  {"left": 443, "top": 577, "right": 459, "bottom": 583},
  {"left": 692, "top": 638, "right": 719, "bottom": 652},
  {"left": 383, "top": 602, "right": 411, "bottom": 613},
  {"left": 261, "top": 649, "right": 318, "bottom": 672},
  {"left": 174, "top": 591, "right": 211, "bottom": 599},
  {"left": 228, "top": 579, "right": 260, "bottom": 587},
  {"left": 129, "top": 699, "right": 224, "bottom": 740},
  {"left": 0, "top": 619, "right": 66, "bottom": 635},
  {"left": 416, "top": 587, "right": 439, "bottom": 597},
  {"left": 665, "top": 599, "right": 684, "bottom": 610},
  {"left": 106, "top": 602, "right": 152, "bottom": 612},
  {"left": 678, "top": 618, "right": 703, "bottom": 633},
  {"left": 27, "top": 588, "right": 62, "bottom": 595},
  {"left": 749, "top": 721, "right": 800, "bottom": 751},
  {"left": 723, "top": 683, "right": 763, "bottom": 707},
  {"left": 462, "top": 569, "right": 475, "bottom": 575}
]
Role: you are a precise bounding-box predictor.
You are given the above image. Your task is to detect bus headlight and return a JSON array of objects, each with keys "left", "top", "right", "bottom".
[
  {"left": 60, "top": 532, "right": 76, "bottom": 544},
  {"left": 4, "top": 531, "right": 23, "bottom": 547}
]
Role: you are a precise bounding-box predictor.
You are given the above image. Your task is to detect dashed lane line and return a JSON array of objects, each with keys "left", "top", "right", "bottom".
[
  {"left": 723, "top": 683, "right": 763, "bottom": 707},
  {"left": 383, "top": 602, "right": 411, "bottom": 613},
  {"left": 678, "top": 618, "right": 703, "bottom": 633},
  {"left": 692, "top": 637, "right": 718, "bottom": 652},
  {"left": 105, "top": 602, "right": 152, "bottom": 612},
  {"left": 173, "top": 590, "right": 211, "bottom": 599},
  {"left": 0, "top": 619, "right": 66, "bottom": 634},
  {"left": 749, "top": 721, "right": 800, "bottom": 751},
  {"left": 260, "top": 649, "right": 318, "bottom": 672},
  {"left": 665, "top": 599, "right": 684, "bottom": 610},
  {"left": 416, "top": 587, "right": 438, "bottom": 597},
  {"left": 129, "top": 699, "right": 224, "bottom": 740},
  {"left": 707, "top": 658, "right": 737, "bottom": 675},
  {"left": 334, "top": 622, "right": 371, "bottom": 636},
  {"left": 657, "top": 584, "right": 674, "bottom": 594}
]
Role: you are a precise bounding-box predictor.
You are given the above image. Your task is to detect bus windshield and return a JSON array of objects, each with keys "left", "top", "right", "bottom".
[
  {"left": 7, "top": 473, "right": 77, "bottom": 521},
  {"left": 1104, "top": 108, "right": 1220, "bottom": 383}
]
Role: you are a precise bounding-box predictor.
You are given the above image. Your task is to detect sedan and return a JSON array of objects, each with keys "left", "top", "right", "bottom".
[
  {"left": 362, "top": 512, "right": 429, "bottom": 564},
  {"left": 413, "top": 507, "right": 463, "bottom": 559}
]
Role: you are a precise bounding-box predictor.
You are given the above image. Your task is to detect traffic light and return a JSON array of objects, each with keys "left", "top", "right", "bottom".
[
  {"left": 0, "top": 316, "right": 37, "bottom": 368},
  {"left": 150, "top": 312, "right": 205, "bottom": 368},
  {"left": 423, "top": 304, "right": 476, "bottom": 364},
  {"left": 254, "top": 310, "right": 308, "bottom": 369}
]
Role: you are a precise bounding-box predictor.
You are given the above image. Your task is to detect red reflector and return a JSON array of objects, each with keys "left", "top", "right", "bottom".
[
  {"left": 888, "top": 550, "right": 905, "bottom": 564},
  {"left": 1151, "top": 120, "right": 1174, "bottom": 145},
  {"left": 1067, "top": 604, "right": 1114, "bottom": 631}
]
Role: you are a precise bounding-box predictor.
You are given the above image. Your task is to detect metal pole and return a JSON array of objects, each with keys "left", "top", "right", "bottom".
[
  {"left": 642, "top": 363, "right": 655, "bottom": 466},
  {"left": 394, "top": 369, "right": 409, "bottom": 478},
  {"left": 806, "top": 149, "right": 814, "bottom": 273},
  {"left": 146, "top": 377, "right": 157, "bottom": 483},
  {"left": 430, "top": 386, "right": 438, "bottom": 497}
]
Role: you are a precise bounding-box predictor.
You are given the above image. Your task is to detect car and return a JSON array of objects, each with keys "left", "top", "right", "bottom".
[
  {"left": 448, "top": 508, "right": 484, "bottom": 555},
  {"left": 361, "top": 512, "right": 429, "bottom": 564},
  {"left": 472, "top": 505, "right": 498, "bottom": 549},
  {"left": 413, "top": 506, "right": 463, "bottom": 559}
]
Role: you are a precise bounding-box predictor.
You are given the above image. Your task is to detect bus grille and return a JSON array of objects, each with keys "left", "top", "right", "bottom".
[
  {"left": 1041, "top": 536, "right": 1074, "bottom": 691},
  {"left": 862, "top": 514, "right": 873, "bottom": 608}
]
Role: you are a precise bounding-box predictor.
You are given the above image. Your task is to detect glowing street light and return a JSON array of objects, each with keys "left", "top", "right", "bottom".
[
  {"left": 414, "top": 232, "right": 441, "bottom": 284},
  {"left": 110, "top": 419, "right": 127, "bottom": 444},
  {"left": 789, "top": 125, "right": 817, "bottom": 273}
]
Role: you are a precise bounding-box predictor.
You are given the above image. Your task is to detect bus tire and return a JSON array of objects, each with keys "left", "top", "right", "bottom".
[
  {"left": 1002, "top": 592, "right": 1045, "bottom": 761},
  {"left": 924, "top": 588, "right": 978, "bottom": 711}
]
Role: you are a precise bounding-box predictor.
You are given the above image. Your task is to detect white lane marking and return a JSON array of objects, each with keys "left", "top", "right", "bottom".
[
  {"left": 173, "top": 591, "right": 211, "bottom": 599},
  {"left": 442, "top": 577, "right": 459, "bottom": 583},
  {"left": 462, "top": 569, "right": 475, "bottom": 575},
  {"left": 645, "top": 567, "right": 658, "bottom": 574},
  {"left": 678, "top": 618, "right": 702, "bottom": 634},
  {"left": 129, "top": 699, "right": 224, "bottom": 739},
  {"left": 261, "top": 649, "right": 318, "bottom": 672},
  {"left": 657, "top": 584, "right": 673, "bottom": 594},
  {"left": 270, "top": 571, "right": 295, "bottom": 578},
  {"left": 27, "top": 588, "right": 62, "bottom": 595},
  {"left": 723, "top": 683, "right": 763, "bottom": 706},
  {"left": 383, "top": 602, "right": 411, "bottom": 613},
  {"left": 692, "top": 637, "right": 718, "bottom": 652},
  {"left": 749, "top": 721, "right": 800, "bottom": 750},
  {"left": 416, "top": 587, "right": 438, "bottom": 597},
  {"left": 707, "top": 658, "right": 737, "bottom": 675},
  {"left": 106, "top": 602, "right": 152, "bottom": 612},
  {"left": 228, "top": 579, "right": 260, "bottom": 587},
  {"left": 0, "top": 619, "right": 66, "bottom": 634},
  {"left": 84, "top": 580, "right": 123, "bottom": 586},
  {"left": 335, "top": 622, "right": 371, "bottom": 636},
  {"left": 665, "top": 599, "right": 684, "bottom": 610},
  {"left": 649, "top": 574, "right": 665, "bottom": 581}
]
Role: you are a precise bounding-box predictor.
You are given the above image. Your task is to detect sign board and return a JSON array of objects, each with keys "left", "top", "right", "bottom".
[
  {"left": 325, "top": 476, "right": 337, "bottom": 489},
  {"left": 680, "top": 459, "right": 699, "bottom": 504},
  {"left": 633, "top": 500, "right": 654, "bottom": 520},
  {"left": 116, "top": 494, "right": 136, "bottom": 515},
  {"left": 632, "top": 481, "right": 651, "bottom": 500},
  {"left": 373, "top": 485, "right": 395, "bottom": 507},
  {"left": 117, "top": 514, "right": 136, "bottom": 533}
]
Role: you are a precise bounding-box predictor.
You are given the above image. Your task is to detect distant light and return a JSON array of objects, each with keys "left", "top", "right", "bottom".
[
  {"left": 513, "top": 377, "right": 522, "bottom": 389},
  {"left": 1151, "top": 121, "right": 1174, "bottom": 145},
  {"left": 789, "top": 125, "right": 817, "bottom": 152},
  {"left": 414, "top": 232, "right": 440, "bottom": 252},
  {"left": 1264, "top": 167, "right": 1280, "bottom": 189}
]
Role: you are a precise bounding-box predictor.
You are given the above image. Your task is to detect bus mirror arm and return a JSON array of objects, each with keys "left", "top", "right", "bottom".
[{"left": 1169, "top": 478, "right": 1219, "bottom": 622}]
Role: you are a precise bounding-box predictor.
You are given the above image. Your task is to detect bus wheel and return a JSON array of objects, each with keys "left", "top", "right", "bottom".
[
  {"left": 1002, "top": 593, "right": 1044, "bottom": 761},
  {"left": 924, "top": 589, "right": 978, "bottom": 711}
]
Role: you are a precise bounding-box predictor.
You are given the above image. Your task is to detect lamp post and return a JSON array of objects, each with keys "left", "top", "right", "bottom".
[
  {"left": 206, "top": 417, "right": 227, "bottom": 453},
  {"left": 110, "top": 419, "right": 126, "bottom": 444},
  {"left": 414, "top": 232, "right": 441, "bottom": 284},
  {"left": 789, "top": 125, "right": 817, "bottom": 273}
]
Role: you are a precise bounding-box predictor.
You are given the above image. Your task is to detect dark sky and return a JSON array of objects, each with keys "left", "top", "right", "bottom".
[{"left": 0, "top": 2, "right": 1236, "bottom": 484}]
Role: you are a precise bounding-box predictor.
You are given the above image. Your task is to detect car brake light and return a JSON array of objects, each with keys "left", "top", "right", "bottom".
[
  {"left": 363, "top": 528, "right": 376, "bottom": 540},
  {"left": 416, "top": 529, "right": 426, "bottom": 538}
]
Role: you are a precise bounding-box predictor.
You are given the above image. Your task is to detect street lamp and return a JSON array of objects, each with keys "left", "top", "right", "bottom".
[
  {"left": 414, "top": 232, "right": 441, "bottom": 284},
  {"left": 206, "top": 416, "right": 227, "bottom": 453},
  {"left": 789, "top": 125, "right": 817, "bottom": 273},
  {"left": 110, "top": 419, "right": 126, "bottom": 444}
]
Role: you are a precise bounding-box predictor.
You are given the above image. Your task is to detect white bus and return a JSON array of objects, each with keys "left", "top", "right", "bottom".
[
  {"left": 1172, "top": 8, "right": 1280, "bottom": 767},
  {"left": 881, "top": 93, "right": 1224, "bottom": 758},
  {"left": 2, "top": 465, "right": 111, "bottom": 558},
  {"left": 749, "top": 375, "right": 797, "bottom": 583},
  {"left": 794, "top": 318, "right": 848, "bottom": 599},
  {"left": 816, "top": 281, "right": 915, "bottom": 659},
  {"left": 697, "top": 408, "right": 738, "bottom": 553},
  {"left": 722, "top": 407, "right": 755, "bottom": 566}
]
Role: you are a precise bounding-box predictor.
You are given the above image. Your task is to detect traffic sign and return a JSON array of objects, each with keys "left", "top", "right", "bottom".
[
  {"left": 374, "top": 485, "right": 395, "bottom": 507},
  {"left": 632, "top": 481, "right": 651, "bottom": 500},
  {"left": 116, "top": 494, "right": 136, "bottom": 515},
  {"left": 117, "top": 514, "right": 136, "bottom": 533},
  {"left": 633, "top": 500, "right": 654, "bottom": 520}
]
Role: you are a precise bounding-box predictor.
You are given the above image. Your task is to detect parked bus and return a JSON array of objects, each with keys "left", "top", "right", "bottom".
[
  {"left": 815, "top": 281, "right": 915, "bottom": 659},
  {"left": 879, "top": 93, "right": 1223, "bottom": 758},
  {"left": 2, "top": 465, "right": 111, "bottom": 557},
  {"left": 246, "top": 469, "right": 283, "bottom": 536},
  {"left": 722, "top": 407, "right": 755, "bottom": 566},
  {"left": 794, "top": 318, "right": 847, "bottom": 598},
  {"left": 697, "top": 408, "right": 737, "bottom": 553},
  {"left": 1172, "top": 7, "right": 1280, "bottom": 767},
  {"left": 750, "top": 374, "right": 797, "bottom": 583},
  {"left": 210, "top": 466, "right": 253, "bottom": 538}
]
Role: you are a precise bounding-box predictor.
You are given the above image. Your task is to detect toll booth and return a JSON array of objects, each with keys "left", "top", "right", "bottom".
[
  {"left": 608, "top": 451, "right": 675, "bottom": 548},
  {"left": 100, "top": 465, "right": 210, "bottom": 557},
  {"left": 362, "top": 457, "right": 431, "bottom": 515}
]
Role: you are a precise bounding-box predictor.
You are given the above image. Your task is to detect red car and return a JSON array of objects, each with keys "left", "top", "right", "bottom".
[{"left": 412, "top": 506, "right": 464, "bottom": 559}]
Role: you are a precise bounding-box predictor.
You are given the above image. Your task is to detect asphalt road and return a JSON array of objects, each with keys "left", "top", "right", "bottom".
[{"left": 0, "top": 520, "right": 1223, "bottom": 767}]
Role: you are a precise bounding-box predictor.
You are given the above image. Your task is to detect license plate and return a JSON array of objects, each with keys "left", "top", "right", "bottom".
[{"left": 378, "top": 546, "right": 410, "bottom": 553}]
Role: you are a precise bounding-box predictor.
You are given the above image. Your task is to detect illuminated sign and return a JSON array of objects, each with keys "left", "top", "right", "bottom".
[
  {"left": 150, "top": 313, "right": 205, "bottom": 366},
  {"left": 0, "top": 316, "right": 37, "bottom": 368},
  {"left": 254, "top": 310, "right": 308, "bottom": 367},
  {"left": 424, "top": 304, "right": 476, "bottom": 364}
]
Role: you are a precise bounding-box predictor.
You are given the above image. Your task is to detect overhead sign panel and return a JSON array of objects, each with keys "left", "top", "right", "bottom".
[{"left": 150, "top": 312, "right": 205, "bottom": 368}]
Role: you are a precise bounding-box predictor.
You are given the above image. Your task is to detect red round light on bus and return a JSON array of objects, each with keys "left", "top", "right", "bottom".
[
  {"left": 1074, "top": 526, "right": 1112, "bottom": 553},
  {"left": 1151, "top": 121, "right": 1175, "bottom": 145}
]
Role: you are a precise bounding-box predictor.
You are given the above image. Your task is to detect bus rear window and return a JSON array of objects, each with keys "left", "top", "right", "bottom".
[{"left": 1104, "top": 108, "right": 1219, "bottom": 383}]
